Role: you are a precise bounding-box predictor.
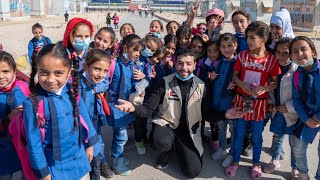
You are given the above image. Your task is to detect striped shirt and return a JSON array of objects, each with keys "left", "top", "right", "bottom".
[{"left": 232, "top": 50, "right": 281, "bottom": 121}]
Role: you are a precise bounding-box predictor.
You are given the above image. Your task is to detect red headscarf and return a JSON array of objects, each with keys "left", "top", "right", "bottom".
[{"left": 62, "top": 18, "right": 94, "bottom": 48}]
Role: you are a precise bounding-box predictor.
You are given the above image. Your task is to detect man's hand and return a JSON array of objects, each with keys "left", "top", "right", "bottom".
[{"left": 115, "top": 99, "right": 135, "bottom": 112}]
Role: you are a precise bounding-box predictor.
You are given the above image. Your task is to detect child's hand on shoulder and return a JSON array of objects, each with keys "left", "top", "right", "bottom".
[{"left": 86, "top": 146, "right": 94, "bottom": 162}]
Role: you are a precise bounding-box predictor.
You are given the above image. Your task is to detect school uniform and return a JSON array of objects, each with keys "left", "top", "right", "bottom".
[
  {"left": 291, "top": 59, "right": 320, "bottom": 176},
  {"left": 269, "top": 63, "right": 298, "bottom": 164},
  {"left": 155, "top": 56, "right": 175, "bottom": 80},
  {"left": 79, "top": 74, "right": 109, "bottom": 180},
  {"left": 27, "top": 36, "right": 52, "bottom": 62},
  {"left": 67, "top": 47, "right": 89, "bottom": 71},
  {"left": 234, "top": 32, "right": 248, "bottom": 54},
  {"left": 108, "top": 57, "right": 136, "bottom": 158},
  {"left": 23, "top": 85, "right": 100, "bottom": 179},
  {"left": 211, "top": 57, "right": 236, "bottom": 151},
  {"left": 0, "top": 80, "right": 28, "bottom": 176},
  {"left": 194, "top": 57, "right": 211, "bottom": 82}
]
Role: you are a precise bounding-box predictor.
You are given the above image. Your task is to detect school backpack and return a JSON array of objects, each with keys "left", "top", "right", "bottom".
[
  {"left": 293, "top": 61, "right": 320, "bottom": 92},
  {"left": 8, "top": 85, "right": 89, "bottom": 180}
]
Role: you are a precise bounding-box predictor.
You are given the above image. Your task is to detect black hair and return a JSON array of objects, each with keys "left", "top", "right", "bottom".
[
  {"left": 197, "top": 22, "right": 206, "bottom": 28},
  {"left": 166, "top": 21, "right": 180, "bottom": 32},
  {"left": 191, "top": 35, "right": 206, "bottom": 59},
  {"left": 29, "top": 44, "right": 79, "bottom": 129},
  {"left": 245, "top": 21, "right": 272, "bottom": 48},
  {"left": 175, "top": 48, "right": 195, "bottom": 62},
  {"left": 150, "top": 20, "right": 164, "bottom": 32},
  {"left": 274, "top": 37, "right": 292, "bottom": 52},
  {"left": 0, "top": 51, "right": 16, "bottom": 71},
  {"left": 289, "top": 36, "right": 317, "bottom": 57},
  {"left": 217, "top": 33, "right": 238, "bottom": 47},
  {"left": 85, "top": 49, "right": 111, "bottom": 67},
  {"left": 32, "top": 23, "right": 43, "bottom": 32},
  {"left": 121, "top": 34, "right": 142, "bottom": 54},
  {"left": 231, "top": 10, "right": 251, "bottom": 22},
  {"left": 143, "top": 35, "right": 163, "bottom": 50},
  {"left": 153, "top": 46, "right": 167, "bottom": 58},
  {"left": 164, "top": 34, "right": 178, "bottom": 46},
  {"left": 206, "top": 38, "right": 219, "bottom": 49},
  {"left": 176, "top": 25, "right": 192, "bottom": 39},
  {"left": 95, "top": 27, "right": 116, "bottom": 45}
]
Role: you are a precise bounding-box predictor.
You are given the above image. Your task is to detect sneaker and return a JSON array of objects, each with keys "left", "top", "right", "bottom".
[
  {"left": 111, "top": 158, "right": 132, "bottom": 176},
  {"left": 264, "top": 161, "right": 280, "bottom": 174},
  {"left": 155, "top": 152, "right": 169, "bottom": 169},
  {"left": 101, "top": 162, "right": 115, "bottom": 178},
  {"left": 135, "top": 141, "right": 146, "bottom": 155},
  {"left": 211, "top": 148, "right": 227, "bottom": 160},
  {"left": 291, "top": 169, "right": 299, "bottom": 180},
  {"left": 221, "top": 154, "right": 233, "bottom": 168}
]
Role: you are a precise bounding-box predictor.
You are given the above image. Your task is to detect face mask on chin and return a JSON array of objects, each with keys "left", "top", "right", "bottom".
[
  {"left": 293, "top": 58, "right": 314, "bottom": 67},
  {"left": 175, "top": 73, "right": 194, "bottom": 81}
]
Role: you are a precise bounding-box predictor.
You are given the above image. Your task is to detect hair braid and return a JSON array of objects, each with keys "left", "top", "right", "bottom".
[
  {"left": 29, "top": 56, "right": 39, "bottom": 125},
  {"left": 71, "top": 57, "right": 80, "bottom": 129}
]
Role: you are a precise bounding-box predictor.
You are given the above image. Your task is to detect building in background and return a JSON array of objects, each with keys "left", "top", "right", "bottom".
[{"left": 275, "top": 0, "right": 320, "bottom": 28}]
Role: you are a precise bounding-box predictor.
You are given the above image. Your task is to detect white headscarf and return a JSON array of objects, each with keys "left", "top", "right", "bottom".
[{"left": 270, "top": 8, "right": 295, "bottom": 39}]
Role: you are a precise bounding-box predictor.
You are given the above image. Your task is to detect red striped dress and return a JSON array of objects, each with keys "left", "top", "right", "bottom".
[{"left": 232, "top": 50, "right": 281, "bottom": 121}]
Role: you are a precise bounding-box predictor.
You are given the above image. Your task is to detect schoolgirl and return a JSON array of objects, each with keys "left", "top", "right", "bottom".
[{"left": 24, "top": 44, "right": 100, "bottom": 180}]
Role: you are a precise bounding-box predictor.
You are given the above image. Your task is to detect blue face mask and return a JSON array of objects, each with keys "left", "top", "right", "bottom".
[
  {"left": 175, "top": 73, "right": 194, "bottom": 81},
  {"left": 293, "top": 58, "right": 314, "bottom": 67},
  {"left": 73, "top": 38, "right": 91, "bottom": 51},
  {"left": 141, "top": 47, "right": 154, "bottom": 58},
  {"left": 123, "top": 52, "right": 134, "bottom": 61}
]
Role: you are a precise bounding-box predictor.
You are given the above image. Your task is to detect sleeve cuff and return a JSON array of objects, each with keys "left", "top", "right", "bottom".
[
  {"left": 316, "top": 112, "right": 320, "bottom": 121},
  {"left": 300, "top": 114, "right": 310, "bottom": 123},
  {"left": 87, "top": 133, "right": 100, "bottom": 147},
  {"left": 33, "top": 166, "right": 50, "bottom": 178}
]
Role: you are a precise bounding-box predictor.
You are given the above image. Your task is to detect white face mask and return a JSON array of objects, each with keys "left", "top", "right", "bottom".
[{"left": 293, "top": 58, "right": 314, "bottom": 67}]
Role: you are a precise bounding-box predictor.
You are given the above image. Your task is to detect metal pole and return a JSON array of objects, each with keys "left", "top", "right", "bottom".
[{"left": 109, "top": 0, "right": 110, "bottom": 11}]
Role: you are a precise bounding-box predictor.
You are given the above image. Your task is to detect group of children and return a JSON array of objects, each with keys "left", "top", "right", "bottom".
[{"left": 0, "top": 5, "right": 319, "bottom": 180}]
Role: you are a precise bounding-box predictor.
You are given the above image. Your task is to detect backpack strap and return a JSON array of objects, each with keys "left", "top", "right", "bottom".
[
  {"left": 293, "top": 70, "right": 301, "bottom": 92},
  {"left": 108, "top": 58, "right": 116, "bottom": 84},
  {"left": 15, "top": 80, "right": 30, "bottom": 97},
  {"left": 37, "top": 100, "right": 46, "bottom": 142}
]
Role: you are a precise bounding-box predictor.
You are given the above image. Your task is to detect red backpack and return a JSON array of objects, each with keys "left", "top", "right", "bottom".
[{"left": 8, "top": 84, "right": 89, "bottom": 180}]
